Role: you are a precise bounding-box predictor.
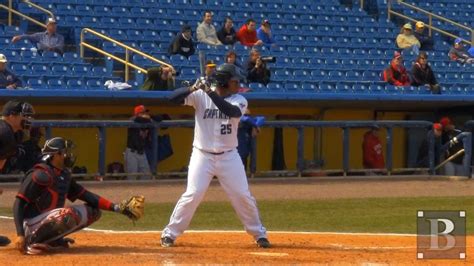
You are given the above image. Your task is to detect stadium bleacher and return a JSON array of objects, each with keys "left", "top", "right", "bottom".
[{"left": 0, "top": 0, "right": 472, "bottom": 93}]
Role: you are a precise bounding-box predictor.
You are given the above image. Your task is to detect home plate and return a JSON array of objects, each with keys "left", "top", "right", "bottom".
[{"left": 249, "top": 252, "right": 289, "bottom": 257}]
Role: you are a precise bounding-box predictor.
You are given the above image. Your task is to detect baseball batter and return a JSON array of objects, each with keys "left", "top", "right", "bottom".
[{"left": 161, "top": 63, "right": 270, "bottom": 248}]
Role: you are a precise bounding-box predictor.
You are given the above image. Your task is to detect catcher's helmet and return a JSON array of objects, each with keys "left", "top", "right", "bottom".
[
  {"left": 214, "top": 63, "right": 245, "bottom": 87},
  {"left": 41, "top": 137, "right": 76, "bottom": 168}
]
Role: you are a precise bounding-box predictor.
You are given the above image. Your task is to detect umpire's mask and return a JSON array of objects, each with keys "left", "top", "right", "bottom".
[{"left": 42, "top": 137, "right": 77, "bottom": 168}]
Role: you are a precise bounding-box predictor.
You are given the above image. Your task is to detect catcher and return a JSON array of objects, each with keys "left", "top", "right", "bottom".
[{"left": 13, "top": 137, "right": 145, "bottom": 255}]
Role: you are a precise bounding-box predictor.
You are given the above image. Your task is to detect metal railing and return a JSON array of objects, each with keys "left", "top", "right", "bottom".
[
  {"left": 80, "top": 28, "right": 173, "bottom": 82},
  {"left": 1, "top": 0, "right": 54, "bottom": 28},
  {"left": 388, "top": 0, "right": 474, "bottom": 45},
  {"left": 0, "top": 119, "right": 452, "bottom": 182}
]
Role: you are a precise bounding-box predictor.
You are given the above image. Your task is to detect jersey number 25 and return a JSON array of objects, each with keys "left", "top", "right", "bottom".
[{"left": 220, "top": 124, "right": 232, "bottom": 135}]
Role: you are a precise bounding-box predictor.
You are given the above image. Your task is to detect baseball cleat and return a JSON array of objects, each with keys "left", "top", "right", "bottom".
[
  {"left": 26, "top": 243, "right": 50, "bottom": 255},
  {"left": 256, "top": 238, "right": 271, "bottom": 248},
  {"left": 0, "top": 235, "right": 11, "bottom": 246},
  {"left": 161, "top": 237, "right": 174, "bottom": 247}
]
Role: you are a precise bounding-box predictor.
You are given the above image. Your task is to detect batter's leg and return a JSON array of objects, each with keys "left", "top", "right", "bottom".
[
  {"left": 216, "top": 150, "right": 267, "bottom": 240},
  {"left": 162, "top": 148, "right": 214, "bottom": 240}
]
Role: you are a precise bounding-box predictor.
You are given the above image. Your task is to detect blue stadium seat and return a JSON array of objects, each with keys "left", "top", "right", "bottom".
[
  {"left": 26, "top": 78, "right": 45, "bottom": 89},
  {"left": 86, "top": 79, "right": 104, "bottom": 90},
  {"left": 72, "top": 65, "right": 91, "bottom": 76},
  {"left": 267, "top": 83, "right": 284, "bottom": 92},
  {"left": 301, "top": 83, "right": 318, "bottom": 92},
  {"left": 318, "top": 83, "right": 335, "bottom": 93},
  {"left": 51, "top": 64, "right": 70, "bottom": 77},
  {"left": 92, "top": 66, "right": 109, "bottom": 77},
  {"left": 47, "top": 79, "right": 65, "bottom": 90},
  {"left": 30, "top": 64, "right": 49, "bottom": 76},
  {"left": 249, "top": 83, "right": 266, "bottom": 92},
  {"left": 369, "top": 84, "right": 384, "bottom": 94},
  {"left": 285, "top": 83, "right": 301, "bottom": 92},
  {"left": 335, "top": 83, "right": 352, "bottom": 93},
  {"left": 66, "top": 79, "right": 84, "bottom": 90},
  {"left": 10, "top": 64, "right": 30, "bottom": 75}
]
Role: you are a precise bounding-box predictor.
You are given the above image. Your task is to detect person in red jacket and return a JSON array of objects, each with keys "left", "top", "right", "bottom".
[
  {"left": 236, "top": 19, "right": 263, "bottom": 47},
  {"left": 382, "top": 51, "right": 410, "bottom": 86},
  {"left": 363, "top": 126, "right": 385, "bottom": 172}
]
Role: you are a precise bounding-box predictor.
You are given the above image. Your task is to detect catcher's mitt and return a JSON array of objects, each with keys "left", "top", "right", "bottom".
[{"left": 118, "top": 195, "right": 145, "bottom": 221}]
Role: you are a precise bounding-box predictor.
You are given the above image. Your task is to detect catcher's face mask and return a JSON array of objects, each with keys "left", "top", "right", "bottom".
[
  {"left": 62, "top": 139, "right": 77, "bottom": 168},
  {"left": 20, "top": 102, "right": 35, "bottom": 130}
]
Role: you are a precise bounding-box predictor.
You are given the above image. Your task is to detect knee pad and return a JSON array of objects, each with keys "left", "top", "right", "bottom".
[{"left": 28, "top": 208, "right": 80, "bottom": 245}]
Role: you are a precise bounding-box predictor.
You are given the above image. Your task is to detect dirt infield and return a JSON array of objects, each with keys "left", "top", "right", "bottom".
[
  {"left": 1, "top": 177, "right": 474, "bottom": 264},
  {"left": 0, "top": 229, "right": 472, "bottom": 265}
]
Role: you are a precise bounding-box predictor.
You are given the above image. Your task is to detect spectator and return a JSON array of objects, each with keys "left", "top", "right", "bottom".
[
  {"left": 225, "top": 50, "right": 245, "bottom": 76},
  {"left": 411, "top": 51, "right": 440, "bottom": 93},
  {"left": 417, "top": 123, "right": 443, "bottom": 168},
  {"left": 236, "top": 19, "right": 263, "bottom": 47},
  {"left": 256, "top": 20, "right": 276, "bottom": 47},
  {"left": 396, "top": 23, "right": 420, "bottom": 54},
  {"left": 217, "top": 17, "right": 237, "bottom": 45},
  {"left": 168, "top": 25, "right": 195, "bottom": 58},
  {"left": 413, "top": 21, "right": 434, "bottom": 51},
  {"left": 142, "top": 65, "right": 176, "bottom": 91},
  {"left": 205, "top": 60, "right": 216, "bottom": 80},
  {"left": 0, "top": 54, "right": 22, "bottom": 89},
  {"left": 448, "top": 38, "right": 474, "bottom": 64},
  {"left": 196, "top": 11, "right": 221, "bottom": 46},
  {"left": 245, "top": 49, "right": 271, "bottom": 85},
  {"left": 125, "top": 105, "right": 152, "bottom": 180},
  {"left": 362, "top": 126, "right": 385, "bottom": 173},
  {"left": 382, "top": 51, "right": 410, "bottom": 86},
  {"left": 440, "top": 117, "right": 464, "bottom": 176},
  {"left": 12, "top": 18, "right": 64, "bottom": 54}
]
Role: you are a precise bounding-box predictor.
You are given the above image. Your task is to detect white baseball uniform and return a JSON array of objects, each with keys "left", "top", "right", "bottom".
[{"left": 162, "top": 88, "right": 267, "bottom": 241}]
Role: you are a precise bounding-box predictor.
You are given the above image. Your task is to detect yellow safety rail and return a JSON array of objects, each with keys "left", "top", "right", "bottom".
[
  {"left": 388, "top": 0, "right": 474, "bottom": 45},
  {"left": 80, "top": 28, "right": 173, "bottom": 82},
  {"left": 1, "top": 0, "right": 54, "bottom": 28}
]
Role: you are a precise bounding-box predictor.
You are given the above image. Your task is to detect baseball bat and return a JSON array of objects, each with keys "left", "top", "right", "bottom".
[{"left": 434, "top": 149, "right": 465, "bottom": 171}]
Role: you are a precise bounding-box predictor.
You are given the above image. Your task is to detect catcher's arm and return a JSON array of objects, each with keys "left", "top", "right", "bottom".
[{"left": 75, "top": 185, "right": 145, "bottom": 221}]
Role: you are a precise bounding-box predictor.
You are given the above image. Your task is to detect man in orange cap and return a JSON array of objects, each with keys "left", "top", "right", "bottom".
[{"left": 124, "top": 105, "right": 152, "bottom": 180}]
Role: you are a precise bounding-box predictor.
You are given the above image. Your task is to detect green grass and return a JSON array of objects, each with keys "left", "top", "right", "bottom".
[{"left": 2, "top": 196, "right": 473, "bottom": 234}]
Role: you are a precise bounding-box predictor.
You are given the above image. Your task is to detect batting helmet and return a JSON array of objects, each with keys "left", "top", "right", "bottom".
[
  {"left": 214, "top": 63, "right": 245, "bottom": 87},
  {"left": 41, "top": 137, "right": 77, "bottom": 168}
]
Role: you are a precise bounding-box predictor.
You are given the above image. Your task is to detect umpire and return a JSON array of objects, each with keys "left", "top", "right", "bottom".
[{"left": 0, "top": 100, "right": 35, "bottom": 247}]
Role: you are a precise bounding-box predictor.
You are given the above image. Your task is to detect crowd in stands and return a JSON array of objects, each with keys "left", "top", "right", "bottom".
[{"left": 1, "top": 7, "right": 474, "bottom": 93}]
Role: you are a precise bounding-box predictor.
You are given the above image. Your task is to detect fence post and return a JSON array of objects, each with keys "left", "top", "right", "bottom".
[
  {"left": 428, "top": 130, "right": 435, "bottom": 175},
  {"left": 297, "top": 127, "right": 304, "bottom": 177},
  {"left": 98, "top": 126, "right": 106, "bottom": 176},
  {"left": 45, "top": 126, "right": 52, "bottom": 139},
  {"left": 342, "top": 127, "right": 349, "bottom": 176},
  {"left": 151, "top": 125, "right": 158, "bottom": 178},
  {"left": 386, "top": 127, "right": 393, "bottom": 175},
  {"left": 463, "top": 132, "right": 472, "bottom": 178},
  {"left": 250, "top": 136, "right": 257, "bottom": 177}
]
